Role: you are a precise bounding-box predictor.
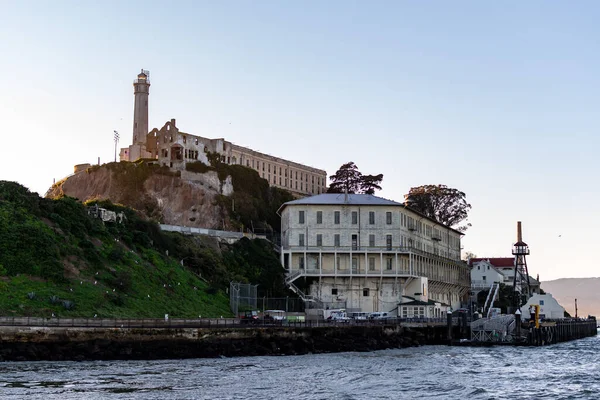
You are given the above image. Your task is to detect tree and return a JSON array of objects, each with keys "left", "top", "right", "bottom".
[
  {"left": 327, "top": 162, "right": 384, "bottom": 195},
  {"left": 327, "top": 162, "right": 363, "bottom": 194},
  {"left": 404, "top": 184, "right": 471, "bottom": 232},
  {"left": 462, "top": 251, "right": 477, "bottom": 262},
  {"left": 360, "top": 174, "right": 384, "bottom": 195}
]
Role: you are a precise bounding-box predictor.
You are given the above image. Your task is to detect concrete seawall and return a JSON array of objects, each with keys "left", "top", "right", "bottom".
[{"left": 0, "top": 325, "right": 450, "bottom": 362}]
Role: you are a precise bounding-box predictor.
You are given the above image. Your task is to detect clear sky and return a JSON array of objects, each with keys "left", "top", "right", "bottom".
[{"left": 1, "top": 1, "right": 599, "bottom": 281}]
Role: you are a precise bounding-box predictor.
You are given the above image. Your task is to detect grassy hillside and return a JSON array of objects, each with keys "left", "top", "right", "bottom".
[{"left": 0, "top": 181, "right": 287, "bottom": 318}]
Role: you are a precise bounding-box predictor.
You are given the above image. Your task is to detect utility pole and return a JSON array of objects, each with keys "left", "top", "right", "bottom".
[
  {"left": 575, "top": 298, "right": 578, "bottom": 319},
  {"left": 114, "top": 130, "right": 120, "bottom": 162}
]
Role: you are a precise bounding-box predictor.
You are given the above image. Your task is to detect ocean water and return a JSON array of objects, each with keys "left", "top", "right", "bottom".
[{"left": 0, "top": 334, "right": 598, "bottom": 400}]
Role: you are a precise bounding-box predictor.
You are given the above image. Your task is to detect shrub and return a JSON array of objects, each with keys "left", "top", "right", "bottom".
[
  {"left": 49, "top": 295, "right": 60, "bottom": 304},
  {"left": 62, "top": 300, "right": 75, "bottom": 310},
  {"left": 27, "top": 292, "right": 36, "bottom": 300}
]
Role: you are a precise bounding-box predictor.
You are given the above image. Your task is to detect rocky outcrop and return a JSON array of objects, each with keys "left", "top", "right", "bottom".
[{"left": 46, "top": 163, "right": 234, "bottom": 229}]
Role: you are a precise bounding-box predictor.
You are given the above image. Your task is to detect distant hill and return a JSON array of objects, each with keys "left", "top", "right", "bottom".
[{"left": 541, "top": 278, "right": 600, "bottom": 318}]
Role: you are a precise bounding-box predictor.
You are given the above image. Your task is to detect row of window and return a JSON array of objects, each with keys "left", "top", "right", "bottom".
[
  {"left": 292, "top": 233, "right": 457, "bottom": 259},
  {"left": 298, "top": 233, "right": 395, "bottom": 249},
  {"left": 297, "top": 255, "right": 402, "bottom": 271},
  {"left": 296, "top": 210, "right": 459, "bottom": 247},
  {"left": 262, "top": 175, "right": 322, "bottom": 194},
  {"left": 299, "top": 210, "right": 394, "bottom": 225},
  {"left": 234, "top": 157, "right": 324, "bottom": 187}
]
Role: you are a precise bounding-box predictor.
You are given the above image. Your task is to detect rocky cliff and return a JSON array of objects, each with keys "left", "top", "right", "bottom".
[
  {"left": 46, "top": 161, "right": 295, "bottom": 235},
  {"left": 46, "top": 162, "right": 235, "bottom": 230}
]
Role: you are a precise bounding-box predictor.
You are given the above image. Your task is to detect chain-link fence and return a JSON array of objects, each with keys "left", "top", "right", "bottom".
[{"left": 230, "top": 282, "right": 258, "bottom": 316}]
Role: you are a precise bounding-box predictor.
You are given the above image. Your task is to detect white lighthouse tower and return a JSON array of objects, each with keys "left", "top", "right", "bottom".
[{"left": 126, "top": 69, "right": 151, "bottom": 161}]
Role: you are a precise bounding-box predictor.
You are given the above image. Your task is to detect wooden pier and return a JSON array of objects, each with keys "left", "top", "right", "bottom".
[{"left": 454, "top": 315, "right": 597, "bottom": 346}]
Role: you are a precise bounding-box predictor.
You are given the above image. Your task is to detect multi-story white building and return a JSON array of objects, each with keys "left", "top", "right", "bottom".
[
  {"left": 120, "top": 70, "right": 326, "bottom": 197},
  {"left": 278, "top": 193, "right": 471, "bottom": 314}
]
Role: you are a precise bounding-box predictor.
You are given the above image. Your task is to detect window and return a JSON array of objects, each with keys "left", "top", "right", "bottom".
[
  {"left": 332, "top": 288, "right": 338, "bottom": 296},
  {"left": 386, "top": 258, "right": 393, "bottom": 270},
  {"left": 363, "top": 288, "right": 370, "bottom": 297},
  {"left": 299, "top": 210, "right": 305, "bottom": 224},
  {"left": 334, "top": 234, "right": 340, "bottom": 247},
  {"left": 386, "top": 212, "right": 392, "bottom": 225},
  {"left": 352, "top": 211, "right": 358, "bottom": 224},
  {"left": 336, "top": 256, "right": 341, "bottom": 269},
  {"left": 540, "top": 300, "right": 545, "bottom": 306},
  {"left": 316, "top": 211, "right": 323, "bottom": 224},
  {"left": 369, "top": 211, "right": 375, "bottom": 224},
  {"left": 369, "top": 234, "right": 375, "bottom": 247},
  {"left": 352, "top": 234, "right": 358, "bottom": 251},
  {"left": 369, "top": 257, "right": 375, "bottom": 271},
  {"left": 352, "top": 257, "right": 358, "bottom": 272},
  {"left": 386, "top": 235, "right": 392, "bottom": 250},
  {"left": 478, "top": 266, "right": 480, "bottom": 270},
  {"left": 334, "top": 211, "right": 340, "bottom": 224},
  {"left": 299, "top": 233, "right": 305, "bottom": 247},
  {"left": 482, "top": 275, "right": 486, "bottom": 281},
  {"left": 316, "top": 234, "right": 322, "bottom": 247},
  {"left": 299, "top": 256, "right": 304, "bottom": 269}
]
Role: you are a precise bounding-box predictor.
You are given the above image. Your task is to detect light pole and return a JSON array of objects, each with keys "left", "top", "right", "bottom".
[{"left": 113, "top": 130, "right": 120, "bottom": 162}]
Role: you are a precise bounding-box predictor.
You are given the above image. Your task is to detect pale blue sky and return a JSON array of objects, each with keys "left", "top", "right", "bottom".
[{"left": 1, "top": 1, "right": 599, "bottom": 280}]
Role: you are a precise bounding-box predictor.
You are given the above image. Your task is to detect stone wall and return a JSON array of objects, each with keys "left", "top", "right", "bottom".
[{"left": 0, "top": 325, "right": 449, "bottom": 362}]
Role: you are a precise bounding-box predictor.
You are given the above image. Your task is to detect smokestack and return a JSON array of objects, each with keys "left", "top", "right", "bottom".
[{"left": 517, "top": 221, "right": 522, "bottom": 242}]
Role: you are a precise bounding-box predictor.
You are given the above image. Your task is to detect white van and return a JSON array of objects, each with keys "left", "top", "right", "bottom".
[
  {"left": 369, "top": 312, "right": 389, "bottom": 320},
  {"left": 349, "top": 312, "right": 369, "bottom": 320}
]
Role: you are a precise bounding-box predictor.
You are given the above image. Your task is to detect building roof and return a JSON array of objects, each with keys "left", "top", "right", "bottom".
[
  {"left": 277, "top": 193, "right": 464, "bottom": 235},
  {"left": 283, "top": 193, "right": 402, "bottom": 207},
  {"left": 469, "top": 257, "right": 515, "bottom": 267}
]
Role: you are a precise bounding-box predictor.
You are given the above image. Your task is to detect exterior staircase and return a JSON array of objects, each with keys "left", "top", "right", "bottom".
[
  {"left": 286, "top": 272, "right": 322, "bottom": 309},
  {"left": 483, "top": 283, "right": 500, "bottom": 318}
]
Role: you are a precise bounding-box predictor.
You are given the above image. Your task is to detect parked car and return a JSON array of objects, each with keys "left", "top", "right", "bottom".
[
  {"left": 240, "top": 310, "right": 259, "bottom": 324},
  {"left": 327, "top": 310, "right": 351, "bottom": 322},
  {"left": 369, "top": 312, "right": 390, "bottom": 320}
]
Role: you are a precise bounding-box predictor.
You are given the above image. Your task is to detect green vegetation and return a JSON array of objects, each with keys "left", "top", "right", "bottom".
[{"left": 0, "top": 181, "right": 288, "bottom": 318}]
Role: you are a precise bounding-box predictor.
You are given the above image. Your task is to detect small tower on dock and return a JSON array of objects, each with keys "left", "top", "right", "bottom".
[{"left": 512, "top": 221, "right": 531, "bottom": 310}]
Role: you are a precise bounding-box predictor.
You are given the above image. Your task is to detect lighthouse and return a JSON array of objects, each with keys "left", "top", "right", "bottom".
[{"left": 128, "top": 69, "right": 151, "bottom": 161}]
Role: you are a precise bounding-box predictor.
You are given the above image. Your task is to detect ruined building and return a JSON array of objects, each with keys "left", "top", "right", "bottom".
[{"left": 120, "top": 70, "right": 327, "bottom": 197}]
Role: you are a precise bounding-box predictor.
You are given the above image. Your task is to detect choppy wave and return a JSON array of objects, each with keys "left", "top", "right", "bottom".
[{"left": 0, "top": 335, "right": 599, "bottom": 399}]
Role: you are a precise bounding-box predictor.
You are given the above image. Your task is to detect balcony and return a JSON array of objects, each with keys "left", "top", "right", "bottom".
[
  {"left": 283, "top": 245, "right": 413, "bottom": 253},
  {"left": 287, "top": 267, "right": 414, "bottom": 280}
]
